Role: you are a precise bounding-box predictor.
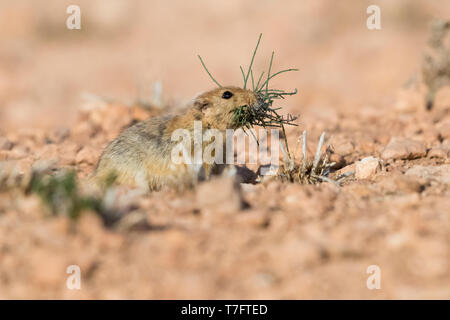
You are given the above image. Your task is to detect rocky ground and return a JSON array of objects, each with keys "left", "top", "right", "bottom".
[{"left": 0, "top": 0, "right": 449, "bottom": 299}]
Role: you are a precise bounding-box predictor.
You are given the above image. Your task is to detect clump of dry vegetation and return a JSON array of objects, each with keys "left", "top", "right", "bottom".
[{"left": 278, "top": 131, "right": 353, "bottom": 185}]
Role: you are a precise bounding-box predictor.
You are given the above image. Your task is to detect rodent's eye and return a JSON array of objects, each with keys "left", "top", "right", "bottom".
[{"left": 222, "top": 91, "right": 233, "bottom": 99}]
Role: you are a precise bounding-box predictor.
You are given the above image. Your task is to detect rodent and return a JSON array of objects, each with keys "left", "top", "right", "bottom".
[{"left": 92, "top": 86, "right": 259, "bottom": 191}]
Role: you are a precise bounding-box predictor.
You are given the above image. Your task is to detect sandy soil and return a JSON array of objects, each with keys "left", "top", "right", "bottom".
[{"left": 0, "top": 0, "right": 449, "bottom": 299}]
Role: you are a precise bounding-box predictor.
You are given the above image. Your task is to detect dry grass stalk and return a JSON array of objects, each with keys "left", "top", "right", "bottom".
[{"left": 278, "top": 131, "right": 353, "bottom": 185}]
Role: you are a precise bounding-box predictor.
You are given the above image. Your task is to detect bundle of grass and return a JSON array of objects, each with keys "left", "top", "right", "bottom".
[
  {"left": 278, "top": 131, "right": 353, "bottom": 186},
  {"left": 198, "top": 34, "right": 299, "bottom": 152}
]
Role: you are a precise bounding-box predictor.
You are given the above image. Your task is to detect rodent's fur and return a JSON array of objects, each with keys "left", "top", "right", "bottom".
[{"left": 93, "top": 86, "right": 259, "bottom": 190}]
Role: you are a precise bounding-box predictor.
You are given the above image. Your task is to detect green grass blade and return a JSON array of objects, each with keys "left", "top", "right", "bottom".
[
  {"left": 198, "top": 55, "right": 222, "bottom": 87},
  {"left": 243, "top": 33, "right": 262, "bottom": 89},
  {"left": 255, "top": 71, "right": 265, "bottom": 91},
  {"left": 265, "top": 51, "right": 274, "bottom": 94},
  {"left": 240, "top": 66, "right": 246, "bottom": 83},
  {"left": 259, "top": 68, "right": 299, "bottom": 92}
]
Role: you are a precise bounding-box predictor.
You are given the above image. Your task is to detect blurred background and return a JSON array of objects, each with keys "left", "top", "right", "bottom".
[
  {"left": 0, "top": 0, "right": 448, "bottom": 131},
  {"left": 1, "top": 0, "right": 450, "bottom": 300}
]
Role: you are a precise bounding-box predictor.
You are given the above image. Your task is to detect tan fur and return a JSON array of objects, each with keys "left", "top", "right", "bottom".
[{"left": 92, "top": 86, "right": 259, "bottom": 190}]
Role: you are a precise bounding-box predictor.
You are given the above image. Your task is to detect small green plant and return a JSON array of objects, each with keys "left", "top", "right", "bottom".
[
  {"left": 198, "top": 34, "right": 299, "bottom": 153},
  {"left": 27, "top": 170, "right": 102, "bottom": 221}
]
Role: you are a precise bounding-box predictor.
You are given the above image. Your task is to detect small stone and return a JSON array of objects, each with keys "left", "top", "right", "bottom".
[
  {"left": 376, "top": 173, "right": 423, "bottom": 194},
  {"left": 334, "top": 141, "right": 355, "bottom": 156},
  {"left": 428, "top": 147, "right": 449, "bottom": 159},
  {"left": 405, "top": 165, "right": 450, "bottom": 184},
  {"left": 355, "top": 156, "right": 381, "bottom": 179},
  {"left": 381, "top": 137, "right": 427, "bottom": 160}
]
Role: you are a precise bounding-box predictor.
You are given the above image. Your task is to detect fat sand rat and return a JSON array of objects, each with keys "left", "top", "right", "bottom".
[{"left": 92, "top": 87, "right": 261, "bottom": 191}]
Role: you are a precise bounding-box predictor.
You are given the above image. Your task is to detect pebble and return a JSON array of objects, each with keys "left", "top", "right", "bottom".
[
  {"left": 355, "top": 156, "right": 381, "bottom": 179},
  {"left": 381, "top": 137, "right": 427, "bottom": 160},
  {"left": 405, "top": 165, "right": 450, "bottom": 184}
]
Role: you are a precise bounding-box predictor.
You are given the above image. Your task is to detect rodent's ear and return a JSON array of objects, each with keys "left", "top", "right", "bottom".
[{"left": 194, "top": 97, "right": 210, "bottom": 111}]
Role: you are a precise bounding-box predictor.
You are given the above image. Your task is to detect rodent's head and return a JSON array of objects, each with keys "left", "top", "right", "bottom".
[{"left": 193, "top": 86, "right": 260, "bottom": 130}]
